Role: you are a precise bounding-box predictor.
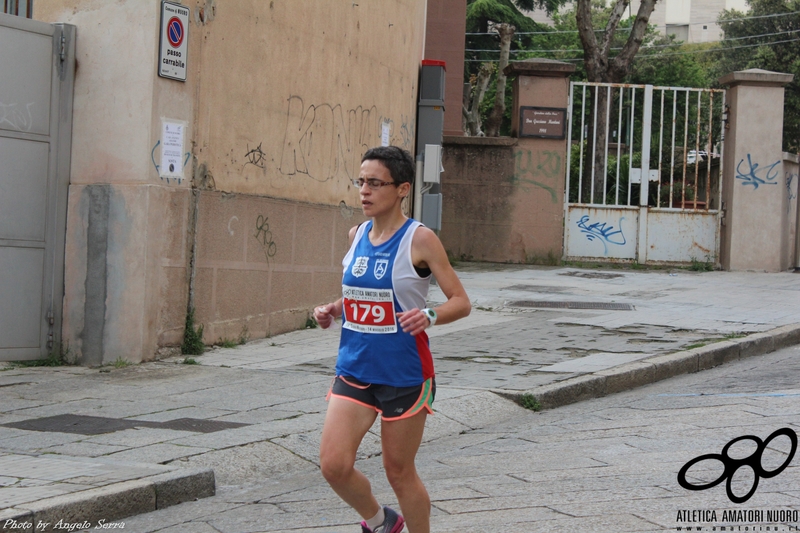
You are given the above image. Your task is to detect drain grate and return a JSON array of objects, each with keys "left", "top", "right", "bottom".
[
  {"left": 506, "top": 300, "right": 633, "bottom": 310},
  {"left": 501, "top": 284, "right": 568, "bottom": 293},
  {"left": 559, "top": 271, "right": 624, "bottom": 280},
  {"left": 2, "top": 414, "right": 249, "bottom": 436}
]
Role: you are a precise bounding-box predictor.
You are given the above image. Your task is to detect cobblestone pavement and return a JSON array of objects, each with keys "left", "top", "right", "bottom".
[
  {"left": 1, "top": 265, "right": 800, "bottom": 532},
  {"left": 121, "top": 343, "right": 800, "bottom": 532}
]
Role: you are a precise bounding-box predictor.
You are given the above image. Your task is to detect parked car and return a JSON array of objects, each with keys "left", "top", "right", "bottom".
[{"left": 686, "top": 150, "right": 720, "bottom": 164}]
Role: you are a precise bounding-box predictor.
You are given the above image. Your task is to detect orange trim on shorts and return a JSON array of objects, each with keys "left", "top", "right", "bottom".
[
  {"left": 338, "top": 376, "right": 371, "bottom": 389},
  {"left": 327, "top": 376, "right": 379, "bottom": 412},
  {"left": 382, "top": 378, "right": 435, "bottom": 422},
  {"left": 327, "top": 392, "right": 381, "bottom": 413}
]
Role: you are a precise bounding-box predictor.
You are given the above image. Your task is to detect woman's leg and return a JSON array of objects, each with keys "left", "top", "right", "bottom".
[
  {"left": 319, "top": 396, "right": 381, "bottom": 519},
  {"left": 381, "top": 411, "right": 430, "bottom": 533}
]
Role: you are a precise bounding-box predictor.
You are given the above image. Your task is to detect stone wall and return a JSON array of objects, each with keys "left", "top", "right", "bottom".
[
  {"left": 36, "top": 0, "right": 422, "bottom": 363},
  {"left": 783, "top": 153, "right": 799, "bottom": 270},
  {"left": 440, "top": 136, "right": 564, "bottom": 264}
]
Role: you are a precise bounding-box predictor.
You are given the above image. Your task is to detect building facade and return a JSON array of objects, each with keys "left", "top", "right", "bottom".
[{"left": 29, "top": 0, "right": 437, "bottom": 364}]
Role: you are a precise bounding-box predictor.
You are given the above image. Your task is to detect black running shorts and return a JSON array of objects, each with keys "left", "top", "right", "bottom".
[{"left": 327, "top": 375, "right": 435, "bottom": 421}]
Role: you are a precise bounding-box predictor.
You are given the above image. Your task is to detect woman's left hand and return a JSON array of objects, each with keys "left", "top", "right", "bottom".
[{"left": 397, "top": 308, "right": 430, "bottom": 337}]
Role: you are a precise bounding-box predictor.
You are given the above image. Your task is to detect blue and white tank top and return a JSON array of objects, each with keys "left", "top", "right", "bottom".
[{"left": 336, "top": 218, "right": 434, "bottom": 387}]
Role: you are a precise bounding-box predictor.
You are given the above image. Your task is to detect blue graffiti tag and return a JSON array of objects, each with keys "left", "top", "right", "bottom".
[
  {"left": 788, "top": 171, "right": 799, "bottom": 214},
  {"left": 577, "top": 215, "right": 626, "bottom": 255},
  {"left": 736, "top": 154, "right": 780, "bottom": 189},
  {"left": 787, "top": 172, "right": 798, "bottom": 200}
]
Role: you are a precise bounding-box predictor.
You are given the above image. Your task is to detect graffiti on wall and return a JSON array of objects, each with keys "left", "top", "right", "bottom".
[
  {"left": 376, "top": 114, "right": 415, "bottom": 152},
  {"left": 279, "top": 96, "right": 379, "bottom": 182},
  {"left": 787, "top": 170, "right": 799, "bottom": 214},
  {"left": 254, "top": 214, "right": 277, "bottom": 262},
  {"left": 0, "top": 102, "right": 34, "bottom": 132},
  {"left": 510, "top": 149, "right": 562, "bottom": 203},
  {"left": 277, "top": 96, "right": 414, "bottom": 183},
  {"left": 736, "top": 154, "right": 780, "bottom": 189},
  {"left": 399, "top": 115, "right": 415, "bottom": 150},
  {"left": 244, "top": 142, "right": 267, "bottom": 169},
  {"left": 577, "top": 215, "right": 627, "bottom": 255}
]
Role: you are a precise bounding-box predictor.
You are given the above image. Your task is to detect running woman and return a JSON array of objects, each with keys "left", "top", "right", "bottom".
[{"left": 314, "top": 146, "right": 470, "bottom": 533}]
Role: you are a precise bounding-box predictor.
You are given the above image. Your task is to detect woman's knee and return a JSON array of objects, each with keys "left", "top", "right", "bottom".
[
  {"left": 382, "top": 456, "right": 416, "bottom": 487},
  {"left": 320, "top": 450, "right": 355, "bottom": 485}
]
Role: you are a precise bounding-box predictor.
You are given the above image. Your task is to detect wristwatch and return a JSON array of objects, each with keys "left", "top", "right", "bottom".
[{"left": 421, "top": 308, "right": 437, "bottom": 327}]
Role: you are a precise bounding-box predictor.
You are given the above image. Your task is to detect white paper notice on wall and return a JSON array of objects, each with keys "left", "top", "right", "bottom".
[
  {"left": 381, "top": 122, "right": 390, "bottom": 147},
  {"left": 160, "top": 121, "right": 185, "bottom": 181}
]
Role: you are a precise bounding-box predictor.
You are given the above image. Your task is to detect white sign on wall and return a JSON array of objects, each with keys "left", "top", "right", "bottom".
[
  {"left": 158, "top": 1, "right": 189, "bottom": 81},
  {"left": 381, "top": 123, "right": 390, "bottom": 147},
  {"left": 161, "top": 121, "right": 185, "bottom": 180}
]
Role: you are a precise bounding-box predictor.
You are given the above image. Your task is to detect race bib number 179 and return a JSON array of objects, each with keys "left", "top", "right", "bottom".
[{"left": 342, "top": 285, "right": 397, "bottom": 334}]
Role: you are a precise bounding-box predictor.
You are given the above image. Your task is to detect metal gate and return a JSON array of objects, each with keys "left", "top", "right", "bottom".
[
  {"left": 564, "top": 82, "right": 725, "bottom": 265},
  {"left": 0, "top": 14, "right": 75, "bottom": 361}
]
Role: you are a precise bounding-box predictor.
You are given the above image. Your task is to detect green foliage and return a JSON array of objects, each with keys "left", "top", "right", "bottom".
[
  {"left": 181, "top": 308, "right": 205, "bottom": 355},
  {"left": 466, "top": 0, "right": 561, "bottom": 34},
  {"left": 568, "top": 140, "right": 639, "bottom": 205},
  {"left": 217, "top": 338, "right": 238, "bottom": 349},
  {"left": 525, "top": 250, "right": 560, "bottom": 265},
  {"left": 305, "top": 316, "right": 318, "bottom": 329},
  {"left": 478, "top": 72, "right": 516, "bottom": 136},
  {"left": 447, "top": 251, "right": 460, "bottom": 267},
  {"left": 467, "top": 0, "right": 540, "bottom": 33},
  {"left": 519, "top": 393, "right": 542, "bottom": 411},
  {"left": 238, "top": 325, "right": 250, "bottom": 345},
  {"left": 712, "top": 0, "right": 800, "bottom": 152},
  {"left": 689, "top": 256, "right": 714, "bottom": 272},
  {"left": 182, "top": 357, "right": 199, "bottom": 365},
  {"left": 112, "top": 357, "right": 131, "bottom": 368},
  {"left": 627, "top": 38, "right": 713, "bottom": 88},
  {"left": 465, "top": 0, "right": 566, "bottom": 135},
  {"left": 11, "top": 343, "right": 73, "bottom": 368},
  {"left": 216, "top": 324, "right": 251, "bottom": 348},
  {"left": 466, "top": 1, "right": 718, "bottom": 137}
]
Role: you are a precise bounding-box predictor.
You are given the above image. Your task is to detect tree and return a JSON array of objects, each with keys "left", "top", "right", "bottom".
[
  {"left": 576, "top": 0, "right": 658, "bottom": 83},
  {"left": 575, "top": 0, "right": 659, "bottom": 200},
  {"left": 714, "top": 0, "right": 800, "bottom": 152},
  {"left": 627, "top": 36, "right": 712, "bottom": 88},
  {"left": 483, "top": 23, "right": 516, "bottom": 136},
  {"left": 464, "top": 63, "right": 494, "bottom": 136},
  {"left": 464, "top": 0, "right": 565, "bottom": 136}
]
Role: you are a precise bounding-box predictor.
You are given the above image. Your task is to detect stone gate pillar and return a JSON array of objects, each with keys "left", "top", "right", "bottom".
[
  {"left": 718, "top": 69, "right": 794, "bottom": 271},
  {"left": 504, "top": 59, "right": 575, "bottom": 262}
]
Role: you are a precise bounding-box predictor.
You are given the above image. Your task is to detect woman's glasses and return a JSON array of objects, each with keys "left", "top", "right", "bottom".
[{"left": 351, "top": 178, "right": 398, "bottom": 190}]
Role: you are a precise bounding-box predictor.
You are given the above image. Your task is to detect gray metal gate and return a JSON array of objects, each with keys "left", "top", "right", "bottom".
[
  {"left": 564, "top": 82, "right": 725, "bottom": 265},
  {"left": 0, "top": 14, "right": 75, "bottom": 361}
]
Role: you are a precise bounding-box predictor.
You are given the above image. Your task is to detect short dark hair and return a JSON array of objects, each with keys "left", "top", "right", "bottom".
[{"left": 362, "top": 146, "right": 415, "bottom": 185}]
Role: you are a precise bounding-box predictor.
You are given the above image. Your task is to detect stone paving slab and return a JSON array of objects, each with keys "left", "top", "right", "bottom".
[
  {"left": 1, "top": 265, "right": 800, "bottom": 530},
  {"left": 0, "top": 454, "right": 213, "bottom": 532}
]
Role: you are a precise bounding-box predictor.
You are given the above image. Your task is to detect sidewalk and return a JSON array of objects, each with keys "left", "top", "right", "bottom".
[{"left": 1, "top": 264, "right": 799, "bottom": 531}]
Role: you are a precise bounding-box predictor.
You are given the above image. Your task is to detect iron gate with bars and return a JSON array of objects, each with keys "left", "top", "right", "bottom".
[{"left": 563, "top": 82, "right": 726, "bottom": 265}]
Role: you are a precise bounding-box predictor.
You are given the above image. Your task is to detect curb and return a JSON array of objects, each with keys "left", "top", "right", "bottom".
[
  {"left": 501, "top": 323, "right": 800, "bottom": 411},
  {"left": 0, "top": 467, "right": 214, "bottom": 533}
]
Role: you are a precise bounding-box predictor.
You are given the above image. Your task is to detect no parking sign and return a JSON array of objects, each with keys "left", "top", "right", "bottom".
[{"left": 158, "top": 1, "right": 189, "bottom": 81}]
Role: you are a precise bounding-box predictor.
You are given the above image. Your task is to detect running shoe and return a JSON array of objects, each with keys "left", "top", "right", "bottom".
[{"left": 360, "top": 506, "right": 405, "bottom": 533}]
